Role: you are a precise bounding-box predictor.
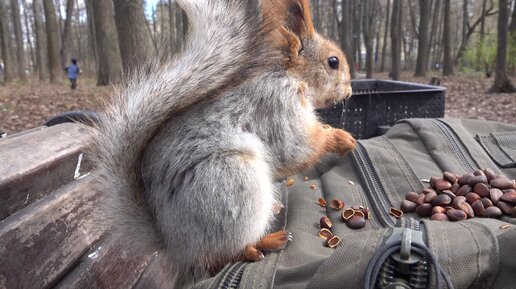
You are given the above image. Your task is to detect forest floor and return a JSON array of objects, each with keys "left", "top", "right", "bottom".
[{"left": 0, "top": 71, "right": 515, "bottom": 135}]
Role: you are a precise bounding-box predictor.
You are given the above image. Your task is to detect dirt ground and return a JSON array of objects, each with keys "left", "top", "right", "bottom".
[{"left": 0, "top": 72, "right": 515, "bottom": 135}]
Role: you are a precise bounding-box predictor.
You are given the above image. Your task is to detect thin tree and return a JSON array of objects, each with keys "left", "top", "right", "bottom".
[
  {"left": 0, "top": 0, "right": 15, "bottom": 82},
  {"left": 113, "top": 0, "right": 155, "bottom": 73},
  {"left": 175, "top": 1, "right": 183, "bottom": 50},
  {"left": 509, "top": 0, "right": 515, "bottom": 75},
  {"left": 488, "top": 0, "right": 516, "bottom": 93},
  {"left": 33, "top": 0, "right": 48, "bottom": 81},
  {"left": 91, "top": 0, "right": 123, "bottom": 86},
  {"left": 11, "top": 0, "right": 27, "bottom": 80},
  {"left": 415, "top": 0, "right": 430, "bottom": 76},
  {"left": 21, "top": 0, "right": 35, "bottom": 73},
  {"left": 182, "top": 10, "right": 188, "bottom": 37},
  {"left": 354, "top": 1, "right": 363, "bottom": 70},
  {"left": 442, "top": 0, "right": 454, "bottom": 76},
  {"left": 362, "top": 0, "right": 376, "bottom": 78},
  {"left": 428, "top": 0, "right": 441, "bottom": 69},
  {"left": 338, "top": 0, "right": 355, "bottom": 78},
  {"left": 380, "top": 0, "right": 391, "bottom": 72},
  {"left": 61, "top": 0, "right": 74, "bottom": 68},
  {"left": 43, "top": 0, "right": 63, "bottom": 84},
  {"left": 85, "top": 0, "right": 97, "bottom": 72},
  {"left": 168, "top": 0, "right": 177, "bottom": 53},
  {"left": 390, "top": 0, "right": 402, "bottom": 80}
]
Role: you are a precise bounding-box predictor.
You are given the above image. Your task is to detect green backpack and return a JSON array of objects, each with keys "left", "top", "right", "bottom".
[{"left": 191, "top": 118, "right": 516, "bottom": 289}]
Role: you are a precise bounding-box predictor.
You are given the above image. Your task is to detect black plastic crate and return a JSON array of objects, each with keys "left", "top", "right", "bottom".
[{"left": 317, "top": 79, "right": 446, "bottom": 139}]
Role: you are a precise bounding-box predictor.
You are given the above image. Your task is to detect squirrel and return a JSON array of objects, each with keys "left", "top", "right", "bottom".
[{"left": 89, "top": 0, "right": 355, "bottom": 279}]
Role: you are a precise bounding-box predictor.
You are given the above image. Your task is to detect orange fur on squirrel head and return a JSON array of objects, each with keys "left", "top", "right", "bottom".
[{"left": 264, "top": 0, "right": 352, "bottom": 109}]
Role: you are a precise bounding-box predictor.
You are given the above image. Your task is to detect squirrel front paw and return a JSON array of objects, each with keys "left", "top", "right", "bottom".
[{"left": 332, "top": 128, "right": 356, "bottom": 155}]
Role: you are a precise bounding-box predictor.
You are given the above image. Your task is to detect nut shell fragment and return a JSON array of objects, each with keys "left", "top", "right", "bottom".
[
  {"left": 389, "top": 207, "right": 404, "bottom": 218},
  {"left": 326, "top": 235, "right": 341, "bottom": 248},
  {"left": 341, "top": 208, "right": 355, "bottom": 221},
  {"left": 330, "top": 199, "right": 345, "bottom": 210},
  {"left": 317, "top": 197, "right": 327, "bottom": 207},
  {"left": 319, "top": 228, "right": 333, "bottom": 239},
  {"left": 320, "top": 216, "right": 333, "bottom": 229},
  {"left": 286, "top": 179, "right": 295, "bottom": 187}
]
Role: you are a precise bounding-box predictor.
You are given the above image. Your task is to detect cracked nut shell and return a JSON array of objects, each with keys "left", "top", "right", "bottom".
[
  {"left": 320, "top": 216, "right": 332, "bottom": 229},
  {"left": 326, "top": 235, "right": 341, "bottom": 248}
]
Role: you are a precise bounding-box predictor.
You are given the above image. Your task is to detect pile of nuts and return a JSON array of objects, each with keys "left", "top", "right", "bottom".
[
  {"left": 317, "top": 198, "right": 370, "bottom": 248},
  {"left": 400, "top": 168, "right": 516, "bottom": 221}
]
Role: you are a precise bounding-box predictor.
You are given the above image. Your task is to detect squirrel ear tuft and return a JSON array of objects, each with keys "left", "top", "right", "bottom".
[{"left": 284, "top": 0, "right": 315, "bottom": 39}]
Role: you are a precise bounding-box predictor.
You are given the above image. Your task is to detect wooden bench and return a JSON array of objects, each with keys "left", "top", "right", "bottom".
[{"left": 0, "top": 124, "right": 175, "bottom": 289}]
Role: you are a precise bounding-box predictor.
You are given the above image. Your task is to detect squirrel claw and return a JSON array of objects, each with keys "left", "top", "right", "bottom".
[{"left": 243, "top": 244, "right": 265, "bottom": 262}]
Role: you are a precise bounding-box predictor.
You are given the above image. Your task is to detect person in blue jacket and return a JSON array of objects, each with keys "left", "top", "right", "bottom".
[{"left": 65, "top": 58, "right": 80, "bottom": 90}]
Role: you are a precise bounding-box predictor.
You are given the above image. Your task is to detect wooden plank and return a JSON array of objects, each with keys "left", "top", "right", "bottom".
[
  {"left": 0, "top": 176, "right": 103, "bottom": 289},
  {"left": 54, "top": 237, "right": 154, "bottom": 289},
  {"left": 0, "top": 123, "right": 90, "bottom": 220},
  {"left": 133, "top": 253, "right": 177, "bottom": 289}
]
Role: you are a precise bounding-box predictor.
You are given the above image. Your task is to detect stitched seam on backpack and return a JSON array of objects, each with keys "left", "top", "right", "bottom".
[
  {"left": 383, "top": 137, "right": 424, "bottom": 193},
  {"left": 456, "top": 221, "right": 482, "bottom": 286}
]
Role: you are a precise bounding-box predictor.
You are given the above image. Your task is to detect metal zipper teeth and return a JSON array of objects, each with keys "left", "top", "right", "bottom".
[
  {"left": 432, "top": 119, "right": 479, "bottom": 172},
  {"left": 217, "top": 262, "right": 246, "bottom": 289},
  {"left": 351, "top": 142, "right": 395, "bottom": 227}
]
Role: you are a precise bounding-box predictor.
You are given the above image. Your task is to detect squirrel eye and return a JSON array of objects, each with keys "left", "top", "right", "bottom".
[{"left": 328, "top": 56, "right": 339, "bottom": 69}]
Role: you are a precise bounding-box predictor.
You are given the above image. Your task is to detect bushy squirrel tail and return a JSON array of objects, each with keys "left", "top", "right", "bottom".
[{"left": 89, "top": 0, "right": 275, "bottom": 257}]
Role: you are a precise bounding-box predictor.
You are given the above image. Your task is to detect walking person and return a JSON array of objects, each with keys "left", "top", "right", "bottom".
[{"left": 65, "top": 58, "right": 80, "bottom": 90}]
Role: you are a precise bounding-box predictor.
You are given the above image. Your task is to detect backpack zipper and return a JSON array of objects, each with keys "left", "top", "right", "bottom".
[
  {"left": 430, "top": 119, "right": 479, "bottom": 172},
  {"left": 213, "top": 262, "right": 247, "bottom": 289},
  {"left": 351, "top": 142, "right": 396, "bottom": 227}
]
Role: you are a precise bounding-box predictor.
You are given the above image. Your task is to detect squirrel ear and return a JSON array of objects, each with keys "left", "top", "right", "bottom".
[{"left": 284, "top": 0, "right": 315, "bottom": 39}]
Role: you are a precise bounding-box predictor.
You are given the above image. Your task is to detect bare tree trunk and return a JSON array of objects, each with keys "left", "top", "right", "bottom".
[
  {"left": 355, "top": 1, "right": 363, "bottom": 70},
  {"left": 339, "top": 0, "right": 355, "bottom": 78},
  {"left": 60, "top": 0, "right": 74, "bottom": 68},
  {"left": 43, "top": 0, "right": 63, "bottom": 84},
  {"left": 182, "top": 10, "right": 188, "bottom": 37},
  {"left": 380, "top": 0, "right": 391, "bottom": 72},
  {"left": 415, "top": 0, "right": 431, "bottom": 76},
  {"left": 113, "top": 0, "right": 154, "bottom": 73},
  {"left": 390, "top": 0, "right": 402, "bottom": 80},
  {"left": 480, "top": 0, "right": 487, "bottom": 40},
  {"left": 85, "top": 0, "right": 97, "bottom": 74},
  {"left": 455, "top": 0, "right": 469, "bottom": 63},
  {"left": 11, "top": 0, "right": 27, "bottom": 80},
  {"left": 374, "top": 21, "right": 381, "bottom": 66},
  {"left": 362, "top": 0, "right": 376, "bottom": 78},
  {"left": 509, "top": 0, "right": 516, "bottom": 75},
  {"left": 168, "top": 0, "right": 176, "bottom": 53},
  {"left": 0, "top": 0, "right": 15, "bottom": 81},
  {"left": 91, "top": 0, "right": 123, "bottom": 86},
  {"left": 442, "top": 0, "right": 454, "bottom": 75},
  {"left": 21, "top": 0, "right": 35, "bottom": 74},
  {"left": 175, "top": 1, "right": 183, "bottom": 50},
  {"left": 33, "top": 0, "right": 48, "bottom": 81},
  {"left": 74, "top": 0, "right": 82, "bottom": 63},
  {"left": 488, "top": 0, "right": 516, "bottom": 92},
  {"left": 429, "top": 0, "right": 441, "bottom": 69}
]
